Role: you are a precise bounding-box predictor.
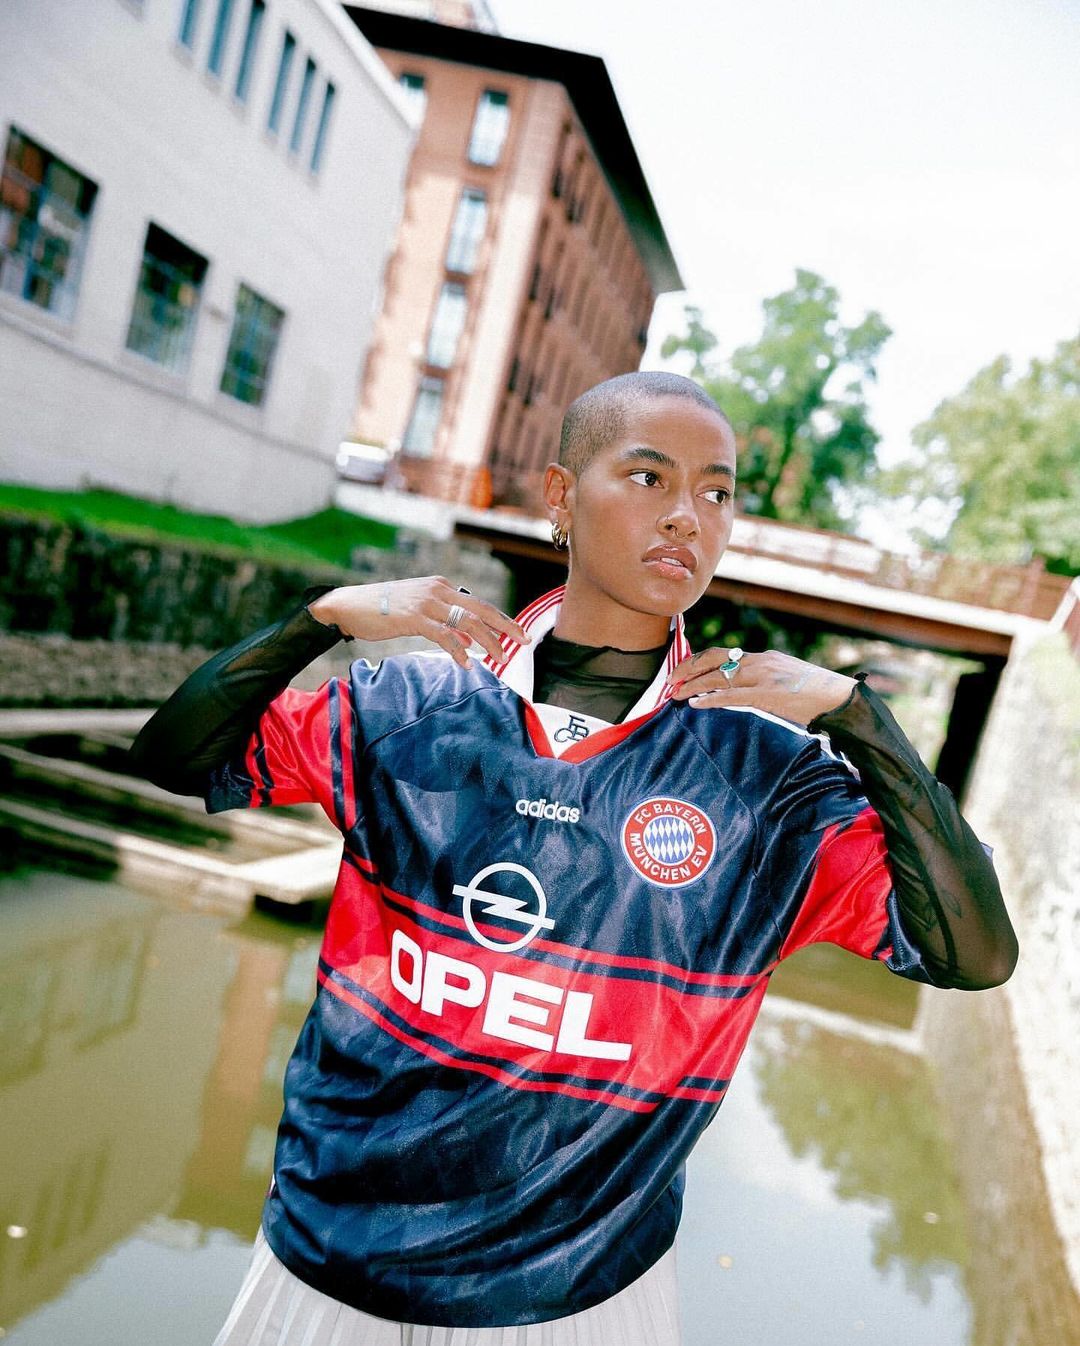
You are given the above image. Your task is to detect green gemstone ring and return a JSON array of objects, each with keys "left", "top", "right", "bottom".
[{"left": 720, "top": 647, "right": 744, "bottom": 682}]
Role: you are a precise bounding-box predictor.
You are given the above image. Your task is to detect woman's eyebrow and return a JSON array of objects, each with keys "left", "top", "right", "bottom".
[{"left": 618, "top": 446, "right": 736, "bottom": 479}]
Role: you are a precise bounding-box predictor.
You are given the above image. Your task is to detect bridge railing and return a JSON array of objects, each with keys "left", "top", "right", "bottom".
[
  {"left": 728, "top": 518, "right": 1070, "bottom": 620},
  {"left": 390, "top": 463, "right": 1072, "bottom": 621}
]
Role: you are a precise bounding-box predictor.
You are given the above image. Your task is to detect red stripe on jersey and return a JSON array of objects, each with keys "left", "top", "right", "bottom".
[
  {"left": 558, "top": 708, "right": 663, "bottom": 764},
  {"left": 522, "top": 702, "right": 554, "bottom": 758},
  {"left": 316, "top": 968, "right": 657, "bottom": 1113},
  {"left": 778, "top": 805, "right": 893, "bottom": 960},
  {"left": 319, "top": 865, "right": 761, "bottom": 1108},
  {"left": 485, "top": 587, "right": 565, "bottom": 674},
  {"left": 355, "top": 865, "right": 765, "bottom": 988}
]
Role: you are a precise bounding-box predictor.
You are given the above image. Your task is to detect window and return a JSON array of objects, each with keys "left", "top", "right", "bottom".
[
  {"left": 125, "top": 223, "right": 208, "bottom": 373},
  {"left": 466, "top": 89, "right": 509, "bottom": 167},
  {"left": 178, "top": 0, "right": 202, "bottom": 49},
  {"left": 206, "top": 0, "right": 236, "bottom": 77},
  {"left": 267, "top": 29, "right": 296, "bottom": 134},
  {"left": 398, "top": 71, "right": 426, "bottom": 122},
  {"left": 309, "top": 80, "right": 335, "bottom": 173},
  {"left": 444, "top": 188, "right": 486, "bottom": 273},
  {"left": 0, "top": 128, "right": 98, "bottom": 321},
  {"left": 290, "top": 56, "right": 317, "bottom": 154},
  {"left": 426, "top": 282, "right": 467, "bottom": 368},
  {"left": 220, "top": 283, "right": 285, "bottom": 405},
  {"left": 402, "top": 376, "right": 444, "bottom": 456},
  {"left": 233, "top": 0, "right": 265, "bottom": 103}
]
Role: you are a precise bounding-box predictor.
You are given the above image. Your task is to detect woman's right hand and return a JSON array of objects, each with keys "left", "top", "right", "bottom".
[{"left": 307, "top": 577, "right": 531, "bottom": 669}]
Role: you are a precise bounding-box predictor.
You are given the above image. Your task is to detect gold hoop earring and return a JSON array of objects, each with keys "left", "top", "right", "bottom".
[{"left": 551, "top": 522, "right": 570, "bottom": 551}]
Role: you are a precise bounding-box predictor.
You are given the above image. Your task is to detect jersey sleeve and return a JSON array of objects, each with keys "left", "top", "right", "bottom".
[
  {"left": 762, "top": 736, "right": 932, "bottom": 982},
  {"left": 806, "top": 678, "right": 1016, "bottom": 989},
  {"left": 205, "top": 677, "right": 358, "bottom": 831}
]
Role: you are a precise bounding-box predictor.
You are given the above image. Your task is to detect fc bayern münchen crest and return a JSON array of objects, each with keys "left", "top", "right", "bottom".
[{"left": 620, "top": 797, "right": 716, "bottom": 887}]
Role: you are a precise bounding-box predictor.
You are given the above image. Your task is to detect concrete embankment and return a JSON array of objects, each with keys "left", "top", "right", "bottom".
[{"left": 919, "top": 608, "right": 1080, "bottom": 1326}]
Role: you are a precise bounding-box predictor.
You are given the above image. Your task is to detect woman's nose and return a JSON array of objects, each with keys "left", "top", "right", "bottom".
[{"left": 660, "top": 499, "right": 699, "bottom": 538}]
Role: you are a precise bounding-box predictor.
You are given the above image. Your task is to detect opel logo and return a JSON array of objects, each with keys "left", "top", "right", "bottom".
[{"left": 452, "top": 862, "right": 555, "bottom": 952}]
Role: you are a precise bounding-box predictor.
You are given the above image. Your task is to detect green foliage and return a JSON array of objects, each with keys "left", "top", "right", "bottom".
[
  {"left": 662, "top": 270, "right": 891, "bottom": 529},
  {"left": 0, "top": 482, "right": 397, "bottom": 570},
  {"left": 895, "top": 336, "right": 1080, "bottom": 574}
]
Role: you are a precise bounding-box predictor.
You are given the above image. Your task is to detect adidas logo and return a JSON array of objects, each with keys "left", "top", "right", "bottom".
[{"left": 515, "top": 797, "right": 581, "bottom": 824}]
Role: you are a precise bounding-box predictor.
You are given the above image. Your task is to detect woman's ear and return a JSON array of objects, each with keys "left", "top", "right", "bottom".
[{"left": 542, "top": 462, "right": 574, "bottom": 519}]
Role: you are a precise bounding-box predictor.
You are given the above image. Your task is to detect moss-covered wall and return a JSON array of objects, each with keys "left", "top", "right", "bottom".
[{"left": 1, "top": 515, "right": 510, "bottom": 707}]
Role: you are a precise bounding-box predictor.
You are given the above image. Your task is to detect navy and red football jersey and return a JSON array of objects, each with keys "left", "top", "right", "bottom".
[{"left": 206, "top": 586, "right": 926, "bottom": 1327}]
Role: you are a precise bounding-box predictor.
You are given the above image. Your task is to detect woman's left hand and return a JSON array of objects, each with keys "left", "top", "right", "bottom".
[{"left": 666, "top": 648, "right": 857, "bottom": 728}]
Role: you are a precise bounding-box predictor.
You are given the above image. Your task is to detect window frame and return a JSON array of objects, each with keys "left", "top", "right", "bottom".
[
  {"left": 425, "top": 281, "right": 468, "bottom": 369},
  {"left": 466, "top": 88, "right": 510, "bottom": 168},
  {"left": 177, "top": 0, "right": 203, "bottom": 50},
  {"left": 0, "top": 126, "right": 99, "bottom": 323},
  {"left": 401, "top": 375, "right": 445, "bottom": 457},
  {"left": 123, "top": 221, "right": 209, "bottom": 376},
  {"left": 267, "top": 28, "right": 297, "bottom": 136},
  {"left": 444, "top": 187, "right": 487, "bottom": 274},
  {"left": 206, "top": 0, "right": 237, "bottom": 78},
  {"left": 289, "top": 56, "right": 317, "bottom": 155},
  {"left": 219, "top": 281, "right": 286, "bottom": 407},
  {"left": 233, "top": 0, "right": 266, "bottom": 104},
  {"left": 309, "top": 79, "right": 336, "bottom": 173}
]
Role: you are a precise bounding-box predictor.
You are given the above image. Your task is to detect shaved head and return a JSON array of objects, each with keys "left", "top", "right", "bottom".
[{"left": 558, "top": 372, "right": 730, "bottom": 479}]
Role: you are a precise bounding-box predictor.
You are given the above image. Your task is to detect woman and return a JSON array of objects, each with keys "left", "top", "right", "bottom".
[{"left": 129, "top": 371, "right": 1016, "bottom": 1345}]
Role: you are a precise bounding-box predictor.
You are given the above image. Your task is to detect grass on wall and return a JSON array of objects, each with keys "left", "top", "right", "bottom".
[{"left": 0, "top": 483, "right": 397, "bottom": 571}]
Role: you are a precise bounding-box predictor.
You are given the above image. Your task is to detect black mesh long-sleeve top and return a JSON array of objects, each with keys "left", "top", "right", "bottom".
[{"left": 128, "top": 591, "right": 1017, "bottom": 991}]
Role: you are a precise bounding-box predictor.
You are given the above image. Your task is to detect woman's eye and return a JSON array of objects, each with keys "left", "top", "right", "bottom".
[
  {"left": 629, "top": 469, "right": 661, "bottom": 487},
  {"left": 704, "top": 487, "right": 732, "bottom": 505}
]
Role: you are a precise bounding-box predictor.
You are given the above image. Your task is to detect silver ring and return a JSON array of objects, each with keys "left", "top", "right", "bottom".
[
  {"left": 379, "top": 587, "right": 390, "bottom": 616},
  {"left": 719, "top": 646, "right": 744, "bottom": 683},
  {"left": 445, "top": 603, "right": 467, "bottom": 630}
]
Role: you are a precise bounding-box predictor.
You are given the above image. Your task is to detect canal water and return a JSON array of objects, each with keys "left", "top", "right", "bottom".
[{"left": 0, "top": 860, "right": 1073, "bottom": 1345}]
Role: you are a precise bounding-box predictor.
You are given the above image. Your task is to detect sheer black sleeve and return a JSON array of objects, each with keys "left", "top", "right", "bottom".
[
  {"left": 807, "top": 675, "right": 1018, "bottom": 990},
  {"left": 126, "top": 586, "right": 347, "bottom": 797}
]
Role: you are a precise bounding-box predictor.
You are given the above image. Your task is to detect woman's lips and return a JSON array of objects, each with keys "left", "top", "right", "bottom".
[{"left": 643, "top": 556, "right": 695, "bottom": 579}]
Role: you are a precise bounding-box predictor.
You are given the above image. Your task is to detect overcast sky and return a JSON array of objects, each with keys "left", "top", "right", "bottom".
[{"left": 489, "top": 0, "right": 1079, "bottom": 488}]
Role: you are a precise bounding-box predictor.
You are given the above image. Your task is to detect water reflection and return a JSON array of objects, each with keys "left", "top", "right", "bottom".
[
  {"left": 0, "top": 864, "right": 1076, "bottom": 1345},
  {"left": 754, "top": 1017, "right": 967, "bottom": 1300},
  {"left": 678, "top": 1006, "right": 971, "bottom": 1346}
]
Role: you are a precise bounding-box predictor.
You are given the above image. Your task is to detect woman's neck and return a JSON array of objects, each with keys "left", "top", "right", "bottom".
[{"left": 552, "top": 579, "right": 673, "bottom": 650}]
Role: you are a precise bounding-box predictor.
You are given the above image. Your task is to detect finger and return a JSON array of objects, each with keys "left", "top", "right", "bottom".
[
  {"left": 422, "top": 618, "right": 473, "bottom": 668},
  {"left": 669, "top": 676, "right": 730, "bottom": 700},
  {"left": 667, "top": 648, "right": 733, "bottom": 686},
  {"left": 670, "top": 653, "right": 753, "bottom": 697},
  {"left": 685, "top": 688, "right": 757, "bottom": 709},
  {"left": 455, "top": 593, "right": 531, "bottom": 646},
  {"left": 455, "top": 611, "right": 510, "bottom": 665}
]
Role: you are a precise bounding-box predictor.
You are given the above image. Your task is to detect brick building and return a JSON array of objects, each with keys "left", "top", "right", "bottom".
[{"left": 344, "top": 5, "right": 682, "bottom": 512}]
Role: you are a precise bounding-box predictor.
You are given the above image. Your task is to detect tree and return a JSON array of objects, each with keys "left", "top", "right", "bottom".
[
  {"left": 661, "top": 270, "right": 891, "bottom": 530},
  {"left": 894, "top": 336, "right": 1080, "bottom": 575}
]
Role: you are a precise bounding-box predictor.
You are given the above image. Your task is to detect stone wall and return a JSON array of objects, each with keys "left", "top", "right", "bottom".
[
  {"left": 0, "top": 514, "right": 511, "bottom": 707},
  {"left": 919, "top": 625, "right": 1080, "bottom": 1302}
]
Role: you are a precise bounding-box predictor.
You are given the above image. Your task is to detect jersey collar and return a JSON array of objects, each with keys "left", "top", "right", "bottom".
[{"left": 484, "top": 585, "right": 693, "bottom": 725}]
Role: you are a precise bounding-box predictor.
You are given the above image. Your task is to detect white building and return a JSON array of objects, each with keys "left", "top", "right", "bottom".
[{"left": 0, "top": 0, "right": 416, "bottom": 521}]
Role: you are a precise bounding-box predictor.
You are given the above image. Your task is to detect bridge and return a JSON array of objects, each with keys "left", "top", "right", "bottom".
[{"left": 338, "top": 483, "right": 1073, "bottom": 800}]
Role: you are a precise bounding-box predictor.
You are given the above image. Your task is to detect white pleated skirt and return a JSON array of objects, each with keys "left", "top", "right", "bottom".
[{"left": 212, "top": 1229, "right": 681, "bottom": 1346}]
